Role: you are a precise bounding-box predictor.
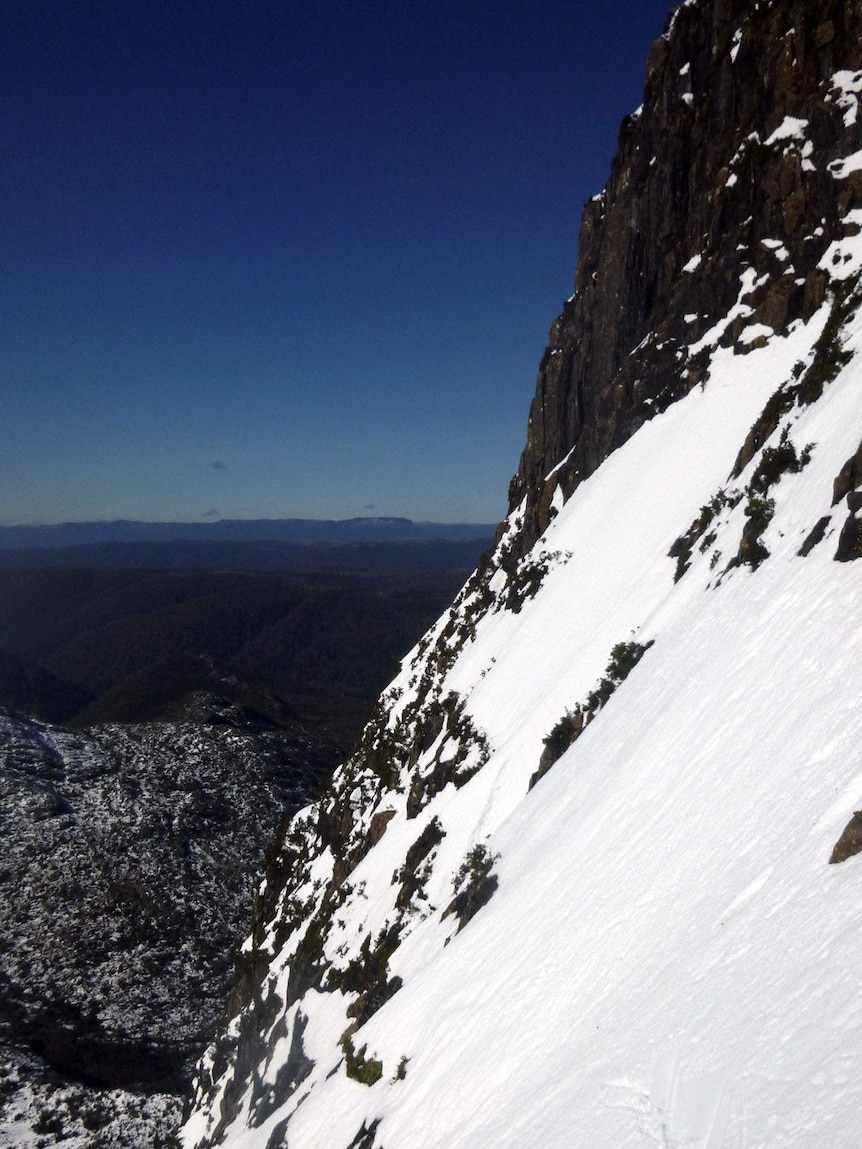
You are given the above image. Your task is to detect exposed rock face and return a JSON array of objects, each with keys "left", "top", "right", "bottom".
[{"left": 508, "top": 0, "right": 862, "bottom": 556}]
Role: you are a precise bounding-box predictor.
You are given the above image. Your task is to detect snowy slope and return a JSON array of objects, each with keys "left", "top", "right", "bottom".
[
  {"left": 184, "top": 279, "right": 862, "bottom": 1149},
  {"left": 183, "top": 4, "right": 862, "bottom": 1146}
]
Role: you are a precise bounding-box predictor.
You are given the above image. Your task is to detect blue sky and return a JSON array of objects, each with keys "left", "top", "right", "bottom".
[{"left": 2, "top": 0, "right": 672, "bottom": 526}]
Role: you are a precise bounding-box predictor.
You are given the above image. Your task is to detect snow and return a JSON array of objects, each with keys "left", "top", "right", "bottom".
[
  {"left": 765, "top": 115, "right": 809, "bottom": 146},
  {"left": 663, "top": 1, "right": 696, "bottom": 42},
  {"left": 737, "top": 321, "right": 774, "bottom": 344},
  {"left": 183, "top": 271, "right": 862, "bottom": 1147},
  {"left": 181, "top": 7, "right": 862, "bottom": 1139},
  {"left": 730, "top": 27, "right": 743, "bottom": 63},
  {"left": 818, "top": 209, "right": 862, "bottom": 280},
  {"left": 365, "top": 554, "right": 862, "bottom": 1149},
  {"left": 687, "top": 267, "right": 767, "bottom": 355},
  {"left": 829, "top": 69, "right": 862, "bottom": 127},
  {"left": 762, "top": 238, "right": 790, "bottom": 261},
  {"left": 828, "top": 148, "right": 862, "bottom": 180}
]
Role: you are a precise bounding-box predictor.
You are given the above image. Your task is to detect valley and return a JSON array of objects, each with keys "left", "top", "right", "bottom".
[{"left": 0, "top": 558, "right": 484, "bottom": 1146}]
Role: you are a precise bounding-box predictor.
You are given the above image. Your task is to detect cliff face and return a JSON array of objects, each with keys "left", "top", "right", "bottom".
[
  {"left": 183, "top": 3, "right": 862, "bottom": 1147},
  {"left": 510, "top": 0, "right": 862, "bottom": 554}
]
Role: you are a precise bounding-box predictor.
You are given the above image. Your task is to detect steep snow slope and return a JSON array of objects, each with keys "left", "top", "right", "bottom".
[{"left": 183, "top": 3, "right": 862, "bottom": 1146}]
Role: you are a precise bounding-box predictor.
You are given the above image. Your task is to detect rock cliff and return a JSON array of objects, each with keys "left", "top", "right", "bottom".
[
  {"left": 182, "top": 3, "right": 862, "bottom": 1146},
  {"left": 509, "top": 0, "right": 862, "bottom": 555}
]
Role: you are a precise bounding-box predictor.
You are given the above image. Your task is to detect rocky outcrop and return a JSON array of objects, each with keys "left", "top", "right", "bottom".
[{"left": 508, "top": 0, "right": 862, "bottom": 556}]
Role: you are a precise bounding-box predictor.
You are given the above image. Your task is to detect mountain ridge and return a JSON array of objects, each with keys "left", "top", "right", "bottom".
[{"left": 0, "top": 517, "right": 495, "bottom": 551}]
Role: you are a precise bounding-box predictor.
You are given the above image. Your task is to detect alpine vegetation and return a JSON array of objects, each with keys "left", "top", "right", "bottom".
[{"left": 184, "top": 2, "right": 862, "bottom": 1146}]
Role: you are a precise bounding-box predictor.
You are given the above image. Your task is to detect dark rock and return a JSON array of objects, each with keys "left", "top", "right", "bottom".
[
  {"left": 832, "top": 438, "right": 862, "bottom": 505},
  {"left": 834, "top": 514, "right": 862, "bottom": 561},
  {"left": 529, "top": 710, "right": 584, "bottom": 791},
  {"left": 395, "top": 817, "right": 445, "bottom": 909},
  {"left": 367, "top": 807, "right": 397, "bottom": 848},
  {"left": 250, "top": 1010, "right": 313, "bottom": 1127},
  {"left": 507, "top": 0, "right": 862, "bottom": 560},
  {"left": 443, "top": 845, "right": 500, "bottom": 934},
  {"left": 346, "top": 1117, "right": 382, "bottom": 1149},
  {"left": 798, "top": 515, "right": 832, "bottom": 557},
  {"left": 830, "top": 811, "right": 862, "bottom": 863}
]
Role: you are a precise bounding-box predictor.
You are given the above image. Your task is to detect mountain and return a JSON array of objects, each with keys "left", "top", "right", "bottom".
[
  {"left": 0, "top": 570, "right": 475, "bottom": 1145},
  {"left": 0, "top": 518, "right": 495, "bottom": 551},
  {"left": 182, "top": 2, "right": 862, "bottom": 1147},
  {"left": 0, "top": 537, "right": 494, "bottom": 574},
  {"left": 0, "top": 647, "right": 92, "bottom": 724},
  {"left": 0, "top": 568, "right": 472, "bottom": 745}
]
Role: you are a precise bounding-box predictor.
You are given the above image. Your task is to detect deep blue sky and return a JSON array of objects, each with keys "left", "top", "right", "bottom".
[{"left": 2, "top": 0, "right": 672, "bottom": 526}]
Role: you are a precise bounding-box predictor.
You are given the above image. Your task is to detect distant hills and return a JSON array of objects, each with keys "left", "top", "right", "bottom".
[
  {"left": 0, "top": 567, "right": 471, "bottom": 745},
  {"left": 0, "top": 516, "right": 495, "bottom": 549},
  {"left": 0, "top": 518, "right": 496, "bottom": 573}
]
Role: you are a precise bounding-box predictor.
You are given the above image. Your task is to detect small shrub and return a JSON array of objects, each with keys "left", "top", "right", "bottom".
[
  {"left": 33, "top": 1111, "right": 65, "bottom": 1136},
  {"left": 748, "top": 435, "right": 812, "bottom": 496},
  {"left": 669, "top": 492, "right": 729, "bottom": 580},
  {"left": 342, "top": 1037, "right": 383, "bottom": 1086},
  {"left": 529, "top": 640, "right": 653, "bottom": 790},
  {"left": 444, "top": 843, "right": 500, "bottom": 932},
  {"left": 606, "top": 640, "right": 653, "bottom": 683},
  {"left": 395, "top": 818, "right": 444, "bottom": 910},
  {"left": 504, "top": 550, "right": 564, "bottom": 613}
]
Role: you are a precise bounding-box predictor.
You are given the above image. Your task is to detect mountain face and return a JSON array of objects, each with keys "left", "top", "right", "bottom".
[
  {"left": 183, "top": 3, "right": 862, "bottom": 1147},
  {"left": 509, "top": 0, "right": 861, "bottom": 558}
]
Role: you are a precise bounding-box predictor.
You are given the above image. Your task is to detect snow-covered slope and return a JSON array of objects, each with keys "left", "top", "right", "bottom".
[{"left": 183, "top": 3, "right": 862, "bottom": 1146}]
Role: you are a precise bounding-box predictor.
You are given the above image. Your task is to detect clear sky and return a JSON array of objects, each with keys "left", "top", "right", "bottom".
[{"left": 2, "top": 0, "right": 673, "bottom": 526}]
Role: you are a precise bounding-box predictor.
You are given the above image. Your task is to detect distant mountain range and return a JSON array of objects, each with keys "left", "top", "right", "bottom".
[
  {"left": 0, "top": 517, "right": 495, "bottom": 549},
  {"left": 0, "top": 519, "right": 496, "bottom": 573}
]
